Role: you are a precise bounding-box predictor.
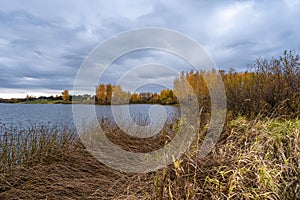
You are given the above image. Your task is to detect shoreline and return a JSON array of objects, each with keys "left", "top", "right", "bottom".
[
  {"left": 1, "top": 117, "right": 299, "bottom": 199},
  {"left": 0, "top": 100, "right": 179, "bottom": 106}
]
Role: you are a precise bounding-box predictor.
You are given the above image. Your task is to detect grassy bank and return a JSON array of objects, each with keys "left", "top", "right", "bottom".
[
  {"left": 0, "top": 117, "right": 299, "bottom": 199},
  {"left": 20, "top": 100, "right": 66, "bottom": 104}
]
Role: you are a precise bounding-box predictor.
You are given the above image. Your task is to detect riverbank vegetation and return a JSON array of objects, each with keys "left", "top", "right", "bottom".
[
  {"left": 2, "top": 51, "right": 299, "bottom": 118},
  {"left": 0, "top": 117, "right": 299, "bottom": 199},
  {"left": 0, "top": 50, "right": 299, "bottom": 199}
]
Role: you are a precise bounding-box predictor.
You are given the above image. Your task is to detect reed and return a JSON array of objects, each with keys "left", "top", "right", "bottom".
[
  {"left": 0, "top": 117, "right": 299, "bottom": 199},
  {"left": 0, "top": 124, "right": 78, "bottom": 175},
  {"left": 150, "top": 117, "right": 300, "bottom": 199}
]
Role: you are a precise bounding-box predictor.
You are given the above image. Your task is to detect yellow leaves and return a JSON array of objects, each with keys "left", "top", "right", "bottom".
[
  {"left": 96, "top": 84, "right": 129, "bottom": 104},
  {"left": 96, "top": 84, "right": 106, "bottom": 103},
  {"left": 61, "top": 90, "right": 70, "bottom": 101}
]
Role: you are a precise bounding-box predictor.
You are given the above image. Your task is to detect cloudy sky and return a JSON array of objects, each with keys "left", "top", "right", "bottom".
[{"left": 0, "top": 0, "right": 299, "bottom": 98}]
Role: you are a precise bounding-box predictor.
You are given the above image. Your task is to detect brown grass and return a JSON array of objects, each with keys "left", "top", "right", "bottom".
[{"left": 0, "top": 117, "right": 299, "bottom": 199}]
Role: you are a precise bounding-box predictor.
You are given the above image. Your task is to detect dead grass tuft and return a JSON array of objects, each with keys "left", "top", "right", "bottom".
[{"left": 0, "top": 118, "right": 299, "bottom": 199}]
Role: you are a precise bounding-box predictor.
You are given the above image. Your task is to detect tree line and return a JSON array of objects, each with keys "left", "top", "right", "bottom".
[
  {"left": 95, "top": 83, "right": 177, "bottom": 105},
  {"left": 1, "top": 50, "right": 298, "bottom": 118},
  {"left": 174, "top": 50, "right": 299, "bottom": 118},
  {"left": 95, "top": 50, "right": 299, "bottom": 118}
]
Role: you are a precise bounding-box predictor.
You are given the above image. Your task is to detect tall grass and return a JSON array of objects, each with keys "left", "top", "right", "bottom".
[
  {"left": 0, "top": 124, "right": 78, "bottom": 175},
  {"left": 150, "top": 117, "right": 299, "bottom": 199},
  {"left": 179, "top": 50, "right": 300, "bottom": 119},
  {"left": 0, "top": 118, "right": 299, "bottom": 199}
]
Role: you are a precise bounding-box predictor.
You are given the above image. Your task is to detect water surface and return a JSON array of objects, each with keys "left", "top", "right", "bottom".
[{"left": 0, "top": 103, "right": 178, "bottom": 129}]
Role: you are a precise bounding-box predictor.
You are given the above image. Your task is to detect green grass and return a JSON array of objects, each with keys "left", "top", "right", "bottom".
[{"left": 21, "top": 100, "right": 65, "bottom": 104}]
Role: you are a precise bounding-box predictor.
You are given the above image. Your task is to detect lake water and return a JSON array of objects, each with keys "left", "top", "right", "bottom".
[{"left": 0, "top": 103, "right": 179, "bottom": 130}]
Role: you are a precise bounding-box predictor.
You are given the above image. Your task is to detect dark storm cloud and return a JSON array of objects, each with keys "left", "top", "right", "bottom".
[
  {"left": 0, "top": 9, "right": 93, "bottom": 93},
  {"left": 0, "top": 0, "right": 299, "bottom": 97}
]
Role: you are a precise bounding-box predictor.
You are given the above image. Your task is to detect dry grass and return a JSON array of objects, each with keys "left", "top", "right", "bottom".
[
  {"left": 0, "top": 117, "right": 299, "bottom": 199},
  {"left": 151, "top": 117, "right": 299, "bottom": 200}
]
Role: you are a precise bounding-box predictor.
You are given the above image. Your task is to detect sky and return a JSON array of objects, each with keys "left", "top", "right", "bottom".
[{"left": 0, "top": 0, "right": 300, "bottom": 98}]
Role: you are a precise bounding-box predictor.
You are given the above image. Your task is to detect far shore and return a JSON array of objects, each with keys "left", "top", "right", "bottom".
[{"left": 0, "top": 99, "right": 179, "bottom": 106}]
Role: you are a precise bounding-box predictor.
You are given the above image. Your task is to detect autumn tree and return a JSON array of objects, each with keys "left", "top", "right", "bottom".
[
  {"left": 96, "top": 84, "right": 106, "bottom": 104},
  {"left": 106, "top": 84, "right": 113, "bottom": 104},
  {"left": 61, "top": 90, "right": 70, "bottom": 101},
  {"left": 150, "top": 92, "right": 160, "bottom": 104},
  {"left": 173, "top": 50, "right": 299, "bottom": 118},
  {"left": 130, "top": 93, "right": 142, "bottom": 103},
  {"left": 160, "top": 89, "right": 176, "bottom": 105},
  {"left": 111, "top": 85, "right": 130, "bottom": 104}
]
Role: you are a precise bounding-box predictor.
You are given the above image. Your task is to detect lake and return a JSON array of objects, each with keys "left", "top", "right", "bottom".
[{"left": 0, "top": 103, "right": 179, "bottom": 130}]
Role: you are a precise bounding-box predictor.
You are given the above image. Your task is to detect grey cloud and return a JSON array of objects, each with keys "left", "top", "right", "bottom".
[
  {"left": 0, "top": 0, "right": 300, "bottom": 97},
  {"left": 98, "top": 49, "right": 192, "bottom": 85}
]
